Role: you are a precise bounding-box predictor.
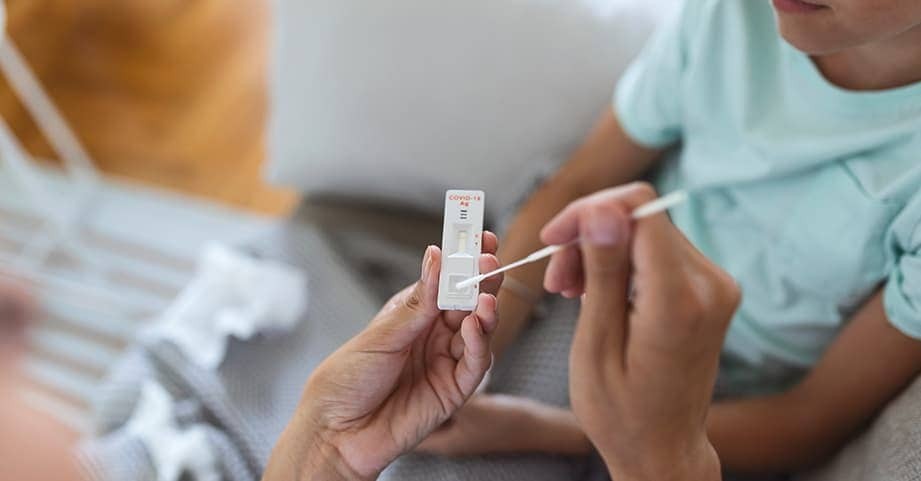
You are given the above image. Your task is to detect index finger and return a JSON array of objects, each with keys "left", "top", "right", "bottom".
[
  {"left": 539, "top": 183, "right": 661, "bottom": 293},
  {"left": 540, "top": 183, "right": 664, "bottom": 246}
]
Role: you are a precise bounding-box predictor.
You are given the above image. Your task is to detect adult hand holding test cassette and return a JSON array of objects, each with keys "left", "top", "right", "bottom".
[{"left": 265, "top": 231, "right": 503, "bottom": 480}]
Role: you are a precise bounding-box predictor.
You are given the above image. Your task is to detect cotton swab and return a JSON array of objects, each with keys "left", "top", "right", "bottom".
[
  {"left": 453, "top": 242, "right": 575, "bottom": 290},
  {"left": 454, "top": 190, "right": 688, "bottom": 290},
  {"left": 630, "top": 190, "right": 688, "bottom": 219}
]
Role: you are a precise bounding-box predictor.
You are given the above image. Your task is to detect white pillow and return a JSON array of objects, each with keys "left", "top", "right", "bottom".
[{"left": 267, "top": 0, "right": 678, "bottom": 219}]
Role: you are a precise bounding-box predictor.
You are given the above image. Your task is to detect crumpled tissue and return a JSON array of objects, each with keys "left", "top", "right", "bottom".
[{"left": 146, "top": 243, "right": 308, "bottom": 369}]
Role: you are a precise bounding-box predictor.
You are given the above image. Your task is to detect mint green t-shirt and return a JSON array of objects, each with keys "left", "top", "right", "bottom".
[{"left": 615, "top": 0, "right": 921, "bottom": 394}]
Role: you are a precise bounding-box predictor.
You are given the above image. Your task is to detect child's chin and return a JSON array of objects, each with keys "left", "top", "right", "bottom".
[{"left": 778, "top": 24, "right": 845, "bottom": 55}]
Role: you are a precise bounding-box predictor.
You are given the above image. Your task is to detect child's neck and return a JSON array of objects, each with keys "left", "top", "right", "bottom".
[{"left": 813, "top": 23, "right": 921, "bottom": 91}]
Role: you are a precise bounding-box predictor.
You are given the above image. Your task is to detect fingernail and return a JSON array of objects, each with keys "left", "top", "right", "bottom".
[
  {"left": 584, "top": 210, "right": 624, "bottom": 246},
  {"left": 421, "top": 246, "right": 433, "bottom": 282}
]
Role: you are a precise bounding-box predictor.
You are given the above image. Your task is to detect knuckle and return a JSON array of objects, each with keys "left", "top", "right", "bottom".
[
  {"left": 625, "top": 181, "right": 659, "bottom": 203},
  {"left": 403, "top": 284, "right": 425, "bottom": 311},
  {"left": 583, "top": 199, "right": 625, "bottom": 223},
  {"left": 692, "top": 267, "right": 742, "bottom": 326},
  {"left": 719, "top": 272, "right": 742, "bottom": 302},
  {"left": 716, "top": 275, "right": 743, "bottom": 319}
]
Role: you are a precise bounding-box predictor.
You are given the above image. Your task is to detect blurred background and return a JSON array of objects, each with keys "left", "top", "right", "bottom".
[
  {"left": 0, "top": 0, "right": 298, "bottom": 442},
  {"left": 0, "top": 0, "right": 296, "bottom": 214}
]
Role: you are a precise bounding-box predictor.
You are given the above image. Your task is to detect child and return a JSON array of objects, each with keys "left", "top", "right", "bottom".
[{"left": 420, "top": 0, "right": 921, "bottom": 475}]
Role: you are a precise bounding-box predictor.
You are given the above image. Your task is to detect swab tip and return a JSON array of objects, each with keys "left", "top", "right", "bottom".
[{"left": 454, "top": 276, "right": 480, "bottom": 290}]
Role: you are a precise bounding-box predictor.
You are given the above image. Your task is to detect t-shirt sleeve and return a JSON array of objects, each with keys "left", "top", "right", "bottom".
[
  {"left": 613, "top": 0, "right": 695, "bottom": 148},
  {"left": 884, "top": 194, "right": 921, "bottom": 339}
]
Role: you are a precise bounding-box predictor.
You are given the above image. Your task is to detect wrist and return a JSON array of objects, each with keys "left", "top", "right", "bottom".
[
  {"left": 303, "top": 430, "right": 373, "bottom": 481},
  {"left": 499, "top": 276, "right": 542, "bottom": 305},
  {"left": 600, "top": 437, "right": 721, "bottom": 481},
  {"left": 492, "top": 292, "right": 535, "bottom": 358},
  {"left": 517, "top": 401, "right": 593, "bottom": 455},
  {"left": 266, "top": 412, "right": 376, "bottom": 481}
]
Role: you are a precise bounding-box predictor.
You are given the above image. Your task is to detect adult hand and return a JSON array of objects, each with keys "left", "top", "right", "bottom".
[
  {"left": 542, "top": 183, "right": 739, "bottom": 481},
  {"left": 263, "top": 234, "right": 502, "bottom": 481}
]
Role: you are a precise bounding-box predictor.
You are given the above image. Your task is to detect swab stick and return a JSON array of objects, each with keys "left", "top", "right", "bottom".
[{"left": 454, "top": 190, "right": 688, "bottom": 290}]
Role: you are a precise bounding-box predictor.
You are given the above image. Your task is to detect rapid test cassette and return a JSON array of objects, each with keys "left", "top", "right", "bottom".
[{"left": 437, "top": 189, "right": 485, "bottom": 311}]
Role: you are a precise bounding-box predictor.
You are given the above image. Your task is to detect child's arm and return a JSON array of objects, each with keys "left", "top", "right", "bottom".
[
  {"left": 491, "top": 108, "right": 667, "bottom": 358},
  {"left": 708, "top": 290, "right": 921, "bottom": 474},
  {"left": 417, "top": 395, "right": 592, "bottom": 457},
  {"left": 421, "top": 289, "right": 921, "bottom": 473}
]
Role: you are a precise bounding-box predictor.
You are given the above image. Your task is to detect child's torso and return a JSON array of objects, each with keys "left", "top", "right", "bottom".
[{"left": 654, "top": 0, "right": 921, "bottom": 394}]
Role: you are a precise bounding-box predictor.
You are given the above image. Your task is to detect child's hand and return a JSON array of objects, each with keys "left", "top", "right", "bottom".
[
  {"left": 417, "top": 395, "right": 591, "bottom": 457},
  {"left": 417, "top": 395, "right": 535, "bottom": 456}
]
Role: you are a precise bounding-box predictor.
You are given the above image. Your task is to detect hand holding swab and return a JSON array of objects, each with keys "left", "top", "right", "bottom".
[{"left": 454, "top": 190, "right": 688, "bottom": 290}]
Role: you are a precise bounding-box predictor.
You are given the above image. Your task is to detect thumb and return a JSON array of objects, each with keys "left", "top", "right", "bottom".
[
  {"left": 362, "top": 246, "right": 441, "bottom": 351},
  {"left": 574, "top": 203, "right": 633, "bottom": 366}
]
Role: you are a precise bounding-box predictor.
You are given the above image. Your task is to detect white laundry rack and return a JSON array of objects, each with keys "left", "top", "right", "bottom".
[
  {"left": 0, "top": 32, "right": 182, "bottom": 433},
  {"left": 0, "top": 34, "right": 109, "bottom": 289}
]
